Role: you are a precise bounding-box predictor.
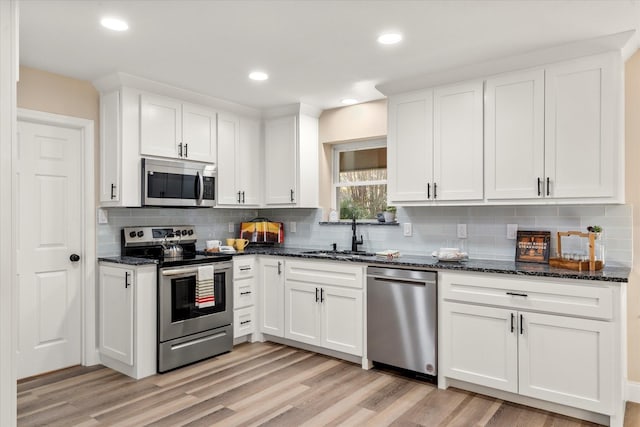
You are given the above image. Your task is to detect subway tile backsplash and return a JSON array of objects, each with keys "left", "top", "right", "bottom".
[{"left": 97, "top": 204, "right": 633, "bottom": 267}]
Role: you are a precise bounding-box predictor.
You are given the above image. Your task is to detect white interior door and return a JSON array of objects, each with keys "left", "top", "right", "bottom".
[{"left": 16, "top": 120, "right": 83, "bottom": 379}]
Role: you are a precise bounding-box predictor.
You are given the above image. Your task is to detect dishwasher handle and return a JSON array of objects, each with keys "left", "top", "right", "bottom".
[
  {"left": 370, "top": 276, "right": 435, "bottom": 286},
  {"left": 367, "top": 267, "right": 436, "bottom": 285}
]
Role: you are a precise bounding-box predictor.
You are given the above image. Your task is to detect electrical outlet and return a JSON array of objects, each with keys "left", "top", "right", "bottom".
[
  {"left": 457, "top": 224, "right": 467, "bottom": 239},
  {"left": 507, "top": 224, "right": 518, "bottom": 239},
  {"left": 403, "top": 223, "right": 412, "bottom": 237},
  {"left": 228, "top": 222, "right": 234, "bottom": 233},
  {"left": 290, "top": 221, "right": 297, "bottom": 233},
  {"left": 97, "top": 208, "right": 108, "bottom": 224}
]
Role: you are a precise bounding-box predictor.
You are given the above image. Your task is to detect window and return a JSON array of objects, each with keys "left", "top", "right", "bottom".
[{"left": 333, "top": 140, "right": 387, "bottom": 220}]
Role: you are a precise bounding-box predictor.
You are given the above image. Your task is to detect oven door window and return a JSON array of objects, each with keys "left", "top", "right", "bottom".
[
  {"left": 171, "top": 271, "right": 226, "bottom": 322},
  {"left": 147, "top": 171, "right": 199, "bottom": 200}
]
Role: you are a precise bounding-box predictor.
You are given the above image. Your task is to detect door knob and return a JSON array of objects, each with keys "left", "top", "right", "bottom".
[{"left": 69, "top": 254, "right": 80, "bottom": 262}]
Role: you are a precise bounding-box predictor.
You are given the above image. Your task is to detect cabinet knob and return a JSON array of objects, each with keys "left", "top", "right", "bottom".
[{"left": 69, "top": 254, "right": 80, "bottom": 262}]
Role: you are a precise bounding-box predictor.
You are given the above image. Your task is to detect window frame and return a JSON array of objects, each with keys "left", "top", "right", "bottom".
[{"left": 332, "top": 138, "right": 387, "bottom": 221}]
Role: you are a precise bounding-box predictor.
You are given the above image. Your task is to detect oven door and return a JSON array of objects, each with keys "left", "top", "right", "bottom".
[{"left": 158, "top": 261, "right": 232, "bottom": 342}]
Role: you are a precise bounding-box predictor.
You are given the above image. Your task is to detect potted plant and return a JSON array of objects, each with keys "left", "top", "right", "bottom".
[{"left": 383, "top": 206, "right": 396, "bottom": 223}]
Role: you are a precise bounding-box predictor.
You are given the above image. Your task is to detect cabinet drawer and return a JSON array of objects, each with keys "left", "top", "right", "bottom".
[
  {"left": 440, "top": 272, "right": 613, "bottom": 320},
  {"left": 233, "top": 256, "right": 256, "bottom": 279},
  {"left": 285, "top": 260, "right": 364, "bottom": 289},
  {"left": 234, "top": 306, "right": 256, "bottom": 338},
  {"left": 234, "top": 277, "right": 255, "bottom": 309}
]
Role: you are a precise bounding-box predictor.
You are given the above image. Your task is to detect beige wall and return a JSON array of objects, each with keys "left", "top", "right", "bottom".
[
  {"left": 318, "top": 99, "right": 388, "bottom": 218},
  {"left": 625, "top": 51, "right": 640, "bottom": 382},
  {"left": 17, "top": 66, "right": 100, "bottom": 203}
]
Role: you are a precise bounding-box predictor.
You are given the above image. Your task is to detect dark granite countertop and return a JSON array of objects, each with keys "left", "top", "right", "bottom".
[
  {"left": 234, "top": 247, "right": 629, "bottom": 283},
  {"left": 98, "top": 249, "right": 629, "bottom": 283},
  {"left": 98, "top": 256, "right": 158, "bottom": 266}
]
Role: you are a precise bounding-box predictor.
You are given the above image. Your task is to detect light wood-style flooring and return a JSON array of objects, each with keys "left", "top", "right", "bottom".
[{"left": 16, "top": 342, "right": 639, "bottom": 426}]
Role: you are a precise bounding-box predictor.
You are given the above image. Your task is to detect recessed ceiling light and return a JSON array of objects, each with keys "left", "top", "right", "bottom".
[
  {"left": 100, "top": 17, "right": 129, "bottom": 32},
  {"left": 341, "top": 98, "right": 358, "bottom": 105},
  {"left": 377, "top": 33, "right": 402, "bottom": 45},
  {"left": 249, "top": 71, "right": 269, "bottom": 81}
]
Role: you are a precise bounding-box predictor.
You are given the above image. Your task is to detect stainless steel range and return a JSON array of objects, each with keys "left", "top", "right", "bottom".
[{"left": 122, "top": 226, "right": 233, "bottom": 372}]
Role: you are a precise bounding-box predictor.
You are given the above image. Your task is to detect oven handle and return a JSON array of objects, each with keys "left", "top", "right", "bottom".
[
  {"left": 170, "top": 331, "right": 227, "bottom": 350},
  {"left": 161, "top": 266, "right": 231, "bottom": 276},
  {"left": 161, "top": 268, "right": 201, "bottom": 276}
]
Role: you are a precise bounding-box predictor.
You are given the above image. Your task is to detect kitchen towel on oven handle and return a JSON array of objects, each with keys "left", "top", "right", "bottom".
[{"left": 196, "top": 265, "right": 215, "bottom": 308}]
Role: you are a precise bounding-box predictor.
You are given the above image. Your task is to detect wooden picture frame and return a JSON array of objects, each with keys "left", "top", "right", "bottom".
[{"left": 515, "top": 230, "right": 551, "bottom": 263}]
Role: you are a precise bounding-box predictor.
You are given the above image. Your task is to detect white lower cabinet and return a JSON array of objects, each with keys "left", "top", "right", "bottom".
[
  {"left": 284, "top": 260, "right": 363, "bottom": 356},
  {"left": 259, "top": 257, "right": 285, "bottom": 337},
  {"left": 98, "top": 262, "right": 157, "bottom": 379},
  {"left": 233, "top": 256, "right": 257, "bottom": 339},
  {"left": 440, "top": 271, "right": 622, "bottom": 424}
]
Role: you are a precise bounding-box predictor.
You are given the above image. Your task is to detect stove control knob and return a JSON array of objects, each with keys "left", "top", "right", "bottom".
[
  {"left": 173, "top": 230, "right": 180, "bottom": 237},
  {"left": 187, "top": 229, "right": 194, "bottom": 236},
  {"left": 137, "top": 231, "right": 144, "bottom": 238},
  {"left": 129, "top": 231, "right": 136, "bottom": 238},
  {"left": 182, "top": 230, "right": 188, "bottom": 236}
]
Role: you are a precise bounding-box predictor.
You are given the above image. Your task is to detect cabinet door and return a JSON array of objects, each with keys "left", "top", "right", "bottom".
[
  {"left": 485, "top": 69, "right": 545, "bottom": 200},
  {"left": 182, "top": 103, "right": 217, "bottom": 163},
  {"left": 99, "top": 265, "right": 134, "bottom": 365},
  {"left": 433, "top": 81, "right": 484, "bottom": 201},
  {"left": 545, "top": 53, "right": 618, "bottom": 199},
  {"left": 259, "top": 258, "right": 284, "bottom": 337},
  {"left": 284, "top": 280, "right": 321, "bottom": 346},
  {"left": 441, "top": 302, "right": 518, "bottom": 393},
  {"left": 217, "top": 113, "right": 240, "bottom": 205},
  {"left": 321, "top": 286, "right": 362, "bottom": 356},
  {"left": 140, "top": 93, "right": 182, "bottom": 159},
  {"left": 238, "top": 117, "right": 261, "bottom": 206},
  {"left": 264, "top": 115, "right": 297, "bottom": 205},
  {"left": 99, "top": 90, "right": 121, "bottom": 203},
  {"left": 518, "top": 312, "right": 613, "bottom": 414},
  {"left": 387, "top": 90, "right": 433, "bottom": 203}
]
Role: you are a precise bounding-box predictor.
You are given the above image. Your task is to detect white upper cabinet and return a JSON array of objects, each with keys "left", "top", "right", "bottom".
[
  {"left": 264, "top": 107, "right": 319, "bottom": 207},
  {"left": 99, "top": 87, "right": 144, "bottom": 207},
  {"left": 387, "top": 90, "right": 433, "bottom": 203},
  {"left": 485, "top": 69, "right": 545, "bottom": 200},
  {"left": 140, "top": 93, "right": 217, "bottom": 163},
  {"left": 99, "top": 90, "right": 121, "bottom": 203},
  {"left": 217, "top": 113, "right": 240, "bottom": 205},
  {"left": 265, "top": 115, "right": 298, "bottom": 205},
  {"left": 433, "top": 80, "right": 484, "bottom": 201},
  {"left": 388, "top": 81, "right": 483, "bottom": 204},
  {"left": 182, "top": 102, "right": 217, "bottom": 163},
  {"left": 217, "top": 114, "right": 261, "bottom": 206},
  {"left": 544, "top": 52, "right": 619, "bottom": 200},
  {"left": 486, "top": 52, "right": 622, "bottom": 203},
  {"left": 238, "top": 117, "right": 261, "bottom": 206},
  {"left": 388, "top": 50, "right": 622, "bottom": 206}
]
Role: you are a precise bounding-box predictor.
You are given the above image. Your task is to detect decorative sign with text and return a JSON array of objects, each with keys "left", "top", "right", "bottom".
[{"left": 516, "top": 230, "right": 551, "bottom": 263}]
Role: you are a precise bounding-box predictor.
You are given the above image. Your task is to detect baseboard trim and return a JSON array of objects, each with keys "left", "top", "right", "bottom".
[{"left": 627, "top": 381, "right": 640, "bottom": 403}]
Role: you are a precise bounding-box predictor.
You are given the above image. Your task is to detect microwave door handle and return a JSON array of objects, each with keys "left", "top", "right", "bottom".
[{"left": 196, "top": 171, "right": 204, "bottom": 205}]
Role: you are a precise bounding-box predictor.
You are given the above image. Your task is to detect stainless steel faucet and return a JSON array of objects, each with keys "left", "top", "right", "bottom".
[{"left": 351, "top": 217, "right": 363, "bottom": 252}]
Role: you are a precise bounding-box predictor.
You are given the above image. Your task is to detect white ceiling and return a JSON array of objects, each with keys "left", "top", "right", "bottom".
[{"left": 18, "top": 0, "right": 640, "bottom": 111}]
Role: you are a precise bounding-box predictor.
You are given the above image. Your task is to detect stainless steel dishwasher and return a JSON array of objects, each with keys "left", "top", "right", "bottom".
[{"left": 367, "top": 266, "right": 437, "bottom": 376}]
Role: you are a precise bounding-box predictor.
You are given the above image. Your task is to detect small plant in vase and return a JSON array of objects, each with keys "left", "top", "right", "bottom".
[
  {"left": 383, "top": 206, "right": 397, "bottom": 223},
  {"left": 587, "top": 225, "right": 602, "bottom": 238}
]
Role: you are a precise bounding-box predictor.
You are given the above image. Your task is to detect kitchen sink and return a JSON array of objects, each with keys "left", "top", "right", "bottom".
[{"left": 301, "top": 250, "right": 376, "bottom": 258}]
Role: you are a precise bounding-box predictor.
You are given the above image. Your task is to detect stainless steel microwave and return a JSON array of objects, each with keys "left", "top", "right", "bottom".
[{"left": 141, "top": 158, "right": 216, "bottom": 207}]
